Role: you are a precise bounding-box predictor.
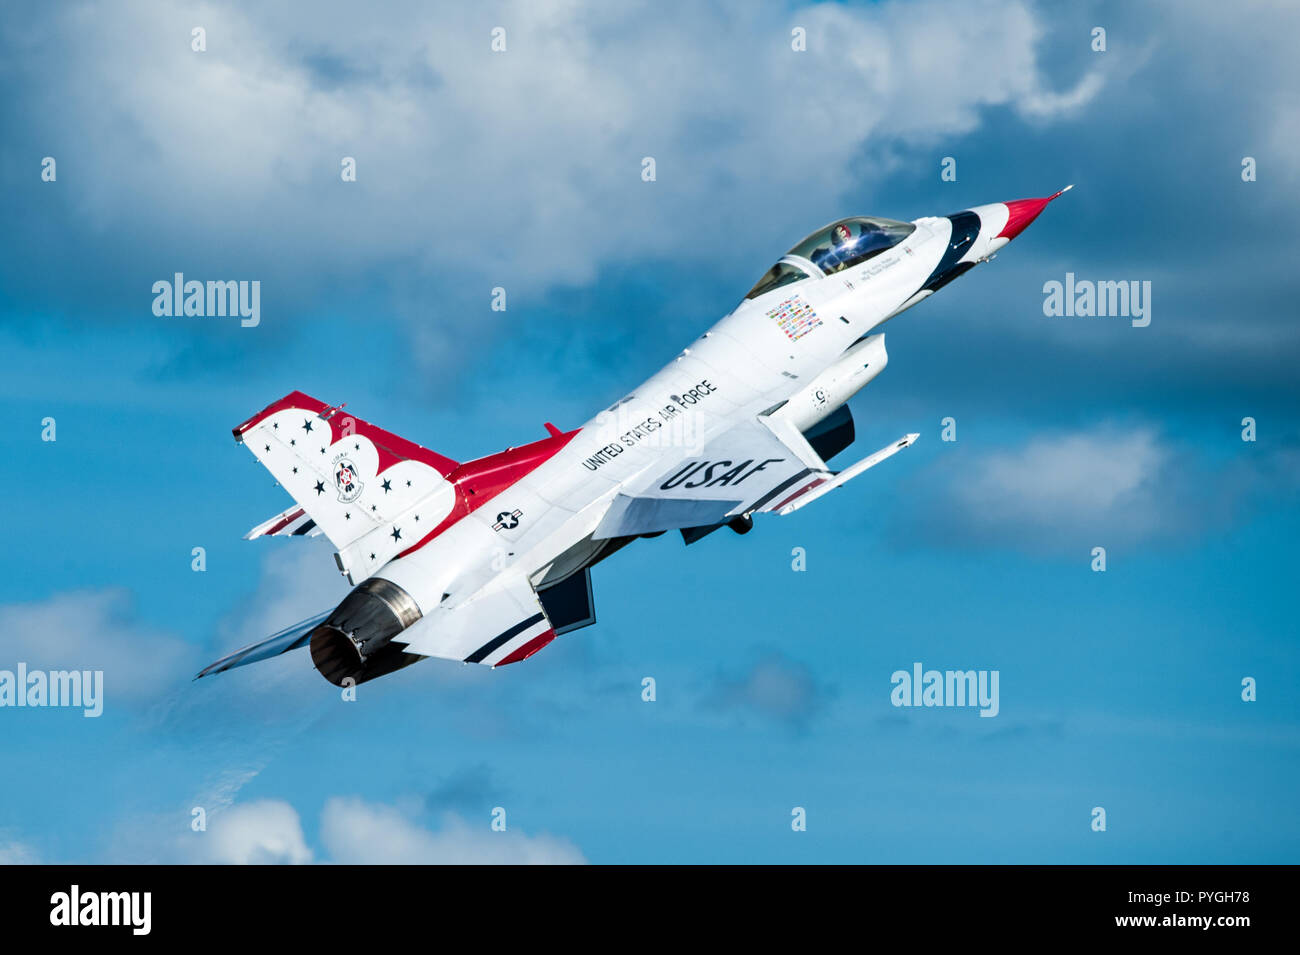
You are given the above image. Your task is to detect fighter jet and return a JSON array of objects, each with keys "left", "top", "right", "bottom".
[{"left": 198, "top": 187, "right": 1071, "bottom": 686}]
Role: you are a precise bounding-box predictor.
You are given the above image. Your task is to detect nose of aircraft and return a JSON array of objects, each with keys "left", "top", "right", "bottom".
[{"left": 997, "top": 184, "right": 1074, "bottom": 240}]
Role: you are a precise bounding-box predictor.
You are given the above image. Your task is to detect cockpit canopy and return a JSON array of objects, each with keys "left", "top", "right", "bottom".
[
  {"left": 744, "top": 261, "right": 811, "bottom": 300},
  {"left": 790, "top": 216, "right": 916, "bottom": 275},
  {"left": 744, "top": 216, "right": 917, "bottom": 300}
]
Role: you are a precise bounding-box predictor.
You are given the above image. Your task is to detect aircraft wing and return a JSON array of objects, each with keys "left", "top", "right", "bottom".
[
  {"left": 592, "top": 414, "right": 834, "bottom": 539},
  {"left": 395, "top": 569, "right": 558, "bottom": 667}
]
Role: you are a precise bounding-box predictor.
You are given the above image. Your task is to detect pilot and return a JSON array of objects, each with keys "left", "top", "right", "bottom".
[
  {"left": 814, "top": 221, "right": 893, "bottom": 272},
  {"left": 812, "top": 223, "right": 859, "bottom": 271}
]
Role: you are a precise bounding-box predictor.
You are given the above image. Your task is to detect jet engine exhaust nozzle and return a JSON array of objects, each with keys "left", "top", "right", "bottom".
[{"left": 308, "top": 577, "right": 423, "bottom": 686}]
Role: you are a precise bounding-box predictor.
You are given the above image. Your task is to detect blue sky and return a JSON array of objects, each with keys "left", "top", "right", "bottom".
[{"left": 2, "top": 0, "right": 1297, "bottom": 863}]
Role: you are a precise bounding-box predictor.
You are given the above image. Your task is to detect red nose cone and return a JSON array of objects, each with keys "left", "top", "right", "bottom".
[{"left": 997, "top": 186, "right": 1072, "bottom": 240}]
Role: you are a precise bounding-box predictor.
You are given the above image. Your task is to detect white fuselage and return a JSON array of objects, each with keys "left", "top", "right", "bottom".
[{"left": 379, "top": 206, "right": 1008, "bottom": 615}]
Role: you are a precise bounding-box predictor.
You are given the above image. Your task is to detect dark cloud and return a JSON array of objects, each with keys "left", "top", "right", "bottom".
[
  {"left": 704, "top": 651, "right": 833, "bottom": 729},
  {"left": 424, "top": 764, "right": 501, "bottom": 815}
]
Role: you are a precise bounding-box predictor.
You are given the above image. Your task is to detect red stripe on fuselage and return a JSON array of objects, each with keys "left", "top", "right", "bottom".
[
  {"left": 395, "top": 428, "right": 581, "bottom": 558},
  {"left": 496, "top": 629, "right": 557, "bottom": 666}
]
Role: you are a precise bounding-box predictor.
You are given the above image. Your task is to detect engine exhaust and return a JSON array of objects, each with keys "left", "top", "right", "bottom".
[{"left": 309, "top": 577, "right": 423, "bottom": 686}]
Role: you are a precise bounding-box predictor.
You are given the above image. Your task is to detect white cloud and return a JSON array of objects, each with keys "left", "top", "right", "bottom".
[
  {"left": 0, "top": 589, "right": 197, "bottom": 699},
  {"left": 7, "top": 0, "right": 1103, "bottom": 308},
  {"left": 956, "top": 427, "right": 1169, "bottom": 531},
  {"left": 320, "top": 797, "right": 585, "bottom": 864},
  {"left": 196, "top": 799, "right": 315, "bottom": 865},
  {"left": 108, "top": 793, "right": 584, "bottom": 864},
  {"left": 0, "top": 839, "right": 38, "bottom": 865},
  {"left": 897, "top": 426, "right": 1227, "bottom": 552},
  {"left": 119, "top": 795, "right": 584, "bottom": 864},
  {"left": 1016, "top": 71, "right": 1106, "bottom": 119},
  {"left": 107, "top": 798, "right": 313, "bottom": 864},
  {"left": 943, "top": 426, "right": 1187, "bottom": 548},
  {"left": 707, "top": 652, "right": 829, "bottom": 727}
]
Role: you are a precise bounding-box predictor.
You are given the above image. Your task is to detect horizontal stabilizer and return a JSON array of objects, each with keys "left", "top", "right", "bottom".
[
  {"left": 245, "top": 505, "right": 323, "bottom": 540},
  {"left": 195, "top": 610, "right": 331, "bottom": 679}
]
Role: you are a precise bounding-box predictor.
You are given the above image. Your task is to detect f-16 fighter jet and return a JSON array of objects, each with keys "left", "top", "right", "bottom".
[{"left": 198, "top": 187, "right": 1071, "bottom": 686}]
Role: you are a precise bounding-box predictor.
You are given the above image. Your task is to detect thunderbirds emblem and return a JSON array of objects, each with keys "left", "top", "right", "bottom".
[{"left": 333, "top": 455, "right": 365, "bottom": 503}]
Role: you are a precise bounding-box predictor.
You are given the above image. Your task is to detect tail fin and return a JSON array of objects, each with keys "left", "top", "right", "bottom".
[{"left": 234, "top": 391, "right": 460, "bottom": 582}]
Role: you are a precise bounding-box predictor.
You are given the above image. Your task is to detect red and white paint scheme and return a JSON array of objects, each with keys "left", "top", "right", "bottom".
[{"left": 199, "top": 188, "right": 1070, "bottom": 686}]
